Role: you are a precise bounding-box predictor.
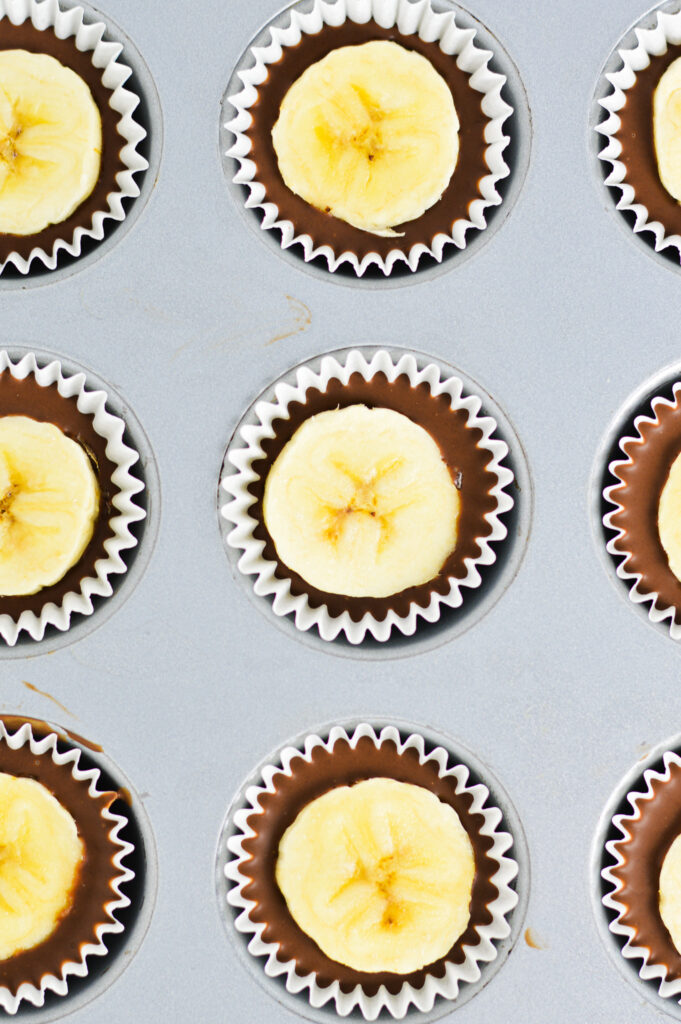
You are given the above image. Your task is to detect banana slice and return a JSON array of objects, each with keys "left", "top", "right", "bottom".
[
  {"left": 0, "top": 772, "right": 84, "bottom": 961},
  {"left": 276, "top": 777, "right": 475, "bottom": 974},
  {"left": 263, "top": 405, "right": 460, "bottom": 598},
  {"left": 0, "top": 49, "right": 102, "bottom": 236},
  {"left": 660, "top": 832, "right": 681, "bottom": 954},
  {"left": 272, "top": 40, "right": 459, "bottom": 235},
  {"left": 658, "top": 450, "right": 681, "bottom": 582},
  {"left": 0, "top": 415, "right": 99, "bottom": 596},
  {"left": 654, "top": 57, "right": 681, "bottom": 201}
]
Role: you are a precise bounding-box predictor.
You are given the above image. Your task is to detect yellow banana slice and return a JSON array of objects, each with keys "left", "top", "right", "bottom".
[
  {"left": 0, "top": 49, "right": 102, "bottom": 236},
  {"left": 0, "top": 772, "right": 84, "bottom": 961},
  {"left": 658, "top": 450, "right": 681, "bottom": 582},
  {"left": 263, "top": 405, "right": 460, "bottom": 598},
  {"left": 272, "top": 40, "right": 459, "bottom": 235},
  {"left": 276, "top": 777, "right": 475, "bottom": 973},
  {"left": 0, "top": 415, "right": 99, "bottom": 596},
  {"left": 660, "top": 833, "right": 681, "bottom": 954}
]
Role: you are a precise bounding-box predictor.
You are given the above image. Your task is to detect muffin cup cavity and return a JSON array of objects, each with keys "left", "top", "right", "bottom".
[
  {"left": 224, "top": 722, "right": 519, "bottom": 1021},
  {"left": 0, "top": 717, "right": 135, "bottom": 1015},
  {"left": 220, "top": 348, "right": 514, "bottom": 646},
  {"left": 596, "top": 5, "right": 681, "bottom": 261},
  {"left": 602, "top": 378, "right": 681, "bottom": 640},
  {"left": 0, "top": 0, "right": 148, "bottom": 276},
  {"left": 224, "top": 0, "right": 513, "bottom": 277},
  {"left": 0, "top": 350, "right": 145, "bottom": 646},
  {"left": 600, "top": 747, "right": 681, "bottom": 1006}
]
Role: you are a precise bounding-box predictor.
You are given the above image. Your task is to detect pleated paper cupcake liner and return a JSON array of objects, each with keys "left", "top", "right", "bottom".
[
  {"left": 0, "top": 717, "right": 135, "bottom": 1014},
  {"left": 0, "top": 351, "right": 145, "bottom": 645},
  {"left": 220, "top": 347, "right": 514, "bottom": 645},
  {"left": 225, "top": 0, "right": 512, "bottom": 276},
  {"left": 225, "top": 722, "right": 519, "bottom": 1020},
  {"left": 603, "top": 380, "right": 681, "bottom": 640},
  {"left": 601, "top": 748, "right": 681, "bottom": 1002},
  {"left": 597, "top": 5, "right": 681, "bottom": 258},
  {"left": 0, "top": 0, "right": 148, "bottom": 275}
]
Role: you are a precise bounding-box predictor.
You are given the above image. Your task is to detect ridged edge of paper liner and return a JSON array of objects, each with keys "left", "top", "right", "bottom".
[
  {"left": 219, "top": 347, "right": 514, "bottom": 645},
  {"left": 602, "top": 379, "right": 681, "bottom": 640},
  {"left": 0, "top": 717, "right": 135, "bottom": 1014},
  {"left": 0, "top": 350, "right": 145, "bottom": 645},
  {"left": 597, "top": 5, "right": 681, "bottom": 257},
  {"left": 601, "top": 748, "right": 681, "bottom": 1002},
  {"left": 224, "top": 722, "right": 519, "bottom": 1021},
  {"left": 0, "top": 0, "right": 148, "bottom": 276},
  {"left": 224, "top": 0, "right": 512, "bottom": 277}
]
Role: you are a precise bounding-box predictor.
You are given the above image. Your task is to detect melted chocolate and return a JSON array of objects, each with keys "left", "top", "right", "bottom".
[
  {"left": 238, "top": 734, "right": 502, "bottom": 996},
  {"left": 250, "top": 372, "right": 503, "bottom": 622},
  {"left": 616, "top": 45, "right": 681, "bottom": 237},
  {"left": 608, "top": 395, "right": 681, "bottom": 625},
  {"left": 245, "top": 21, "right": 491, "bottom": 260},
  {"left": 0, "top": 369, "right": 118, "bottom": 620},
  {"left": 0, "top": 716, "right": 126, "bottom": 993},
  {"left": 0, "top": 19, "right": 126, "bottom": 262},
  {"left": 607, "top": 757, "right": 681, "bottom": 982}
]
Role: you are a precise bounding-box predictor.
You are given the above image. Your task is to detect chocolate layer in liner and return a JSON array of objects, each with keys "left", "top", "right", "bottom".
[
  {"left": 238, "top": 734, "right": 500, "bottom": 997},
  {"left": 245, "top": 21, "right": 490, "bottom": 260},
  {"left": 249, "top": 372, "right": 501, "bottom": 622},
  {"left": 615, "top": 44, "right": 681, "bottom": 237},
  {"left": 607, "top": 757, "right": 681, "bottom": 983},
  {"left": 608, "top": 394, "right": 681, "bottom": 626},
  {"left": 0, "top": 716, "right": 127, "bottom": 993},
  {"left": 0, "top": 370, "right": 118, "bottom": 620},
  {"left": 0, "top": 18, "right": 126, "bottom": 263}
]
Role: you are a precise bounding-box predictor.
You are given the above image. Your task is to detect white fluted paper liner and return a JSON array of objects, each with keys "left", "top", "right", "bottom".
[
  {"left": 601, "top": 748, "right": 681, "bottom": 1001},
  {"left": 0, "top": 351, "right": 145, "bottom": 645},
  {"left": 225, "top": 723, "right": 519, "bottom": 1020},
  {"left": 220, "top": 348, "right": 514, "bottom": 644},
  {"left": 0, "top": 718, "right": 134, "bottom": 1014},
  {"left": 602, "top": 381, "right": 681, "bottom": 640},
  {"left": 225, "top": 0, "right": 512, "bottom": 276},
  {"left": 0, "top": 0, "right": 148, "bottom": 275},
  {"left": 598, "top": 7, "right": 681, "bottom": 257}
]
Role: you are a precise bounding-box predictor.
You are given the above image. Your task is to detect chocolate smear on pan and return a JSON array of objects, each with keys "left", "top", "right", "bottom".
[
  {"left": 607, "top": 757, "right": 681, "bottom": 983},
  {"left": 0, "top": 18, "right": 126, "bottom": 262},
  {"left": 615, "top": 44, "right": 681, "bottom": 239},
  {"left": 0, "top": 369, "right": 118, "bottom": 620},
  {"left": 608, "top": 392, "right": 681, "bottom": 626},
  {"left": 248, "top": 372, "right": 503, "bottom": 623},
  {"left": 0, "top": 716, "right": 128, "bottom": 993},
  {"left": 244, "top": 21, "right": 491, "bottom": 261},
  {"left": 238, "top": 734, "right": 501, "bottom": 996}
]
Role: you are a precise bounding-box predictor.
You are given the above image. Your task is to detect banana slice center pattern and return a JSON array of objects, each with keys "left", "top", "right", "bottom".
[
  {"left": 276, "top": 777, "right": 475, "bottom": 974},
  {"left": 263, "top": 405, "right": 460, "bottom": 598},
  {"left": 272, "top": 40, "right": 460, "bottom": 235},
  {"left": 0, "top": 50, "right": 102, "bottom": 236},
  {"left": 0, "top": 772, "right": 84, "bottom": 962},
  {"left": 0, "top": 416, "right": 100, "bottom": 597}
]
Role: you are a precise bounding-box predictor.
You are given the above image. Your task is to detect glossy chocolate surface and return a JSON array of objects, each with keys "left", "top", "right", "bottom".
[
  {"left": 245, "top": 21, "right": 491, "bottom": 259},
  {"left": 0, "top": 370, "right": 117, "bottom": 619},
  {"left": 249, "top": 372, "right": 503, "bottom": 621},
  {"left": 0, "top": 18, "right": 126, "bottom": 261},
  {"left": 0, "top": 716, "right": 125, "bottom": 992},
  {"left": 608, "top": 394, "right": 681, "bottom": 625},
  {"left": 616, "top": 45, "right": 681, "bottom": 236},
  {"left": 238, "top": 734, "right": 502, "bottom": 996},
  {"left": 608, "top": 756, "right": 681, "bottom": 982}
]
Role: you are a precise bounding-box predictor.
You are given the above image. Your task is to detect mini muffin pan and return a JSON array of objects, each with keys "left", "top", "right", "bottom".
[{"left": 5, "top": 0, "right": 681, "bottom": 1021}]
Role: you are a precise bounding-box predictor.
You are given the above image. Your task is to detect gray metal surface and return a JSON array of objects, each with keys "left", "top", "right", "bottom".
[{"left": 3, "top": 0, "right": 681, "bottom": 1021}]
